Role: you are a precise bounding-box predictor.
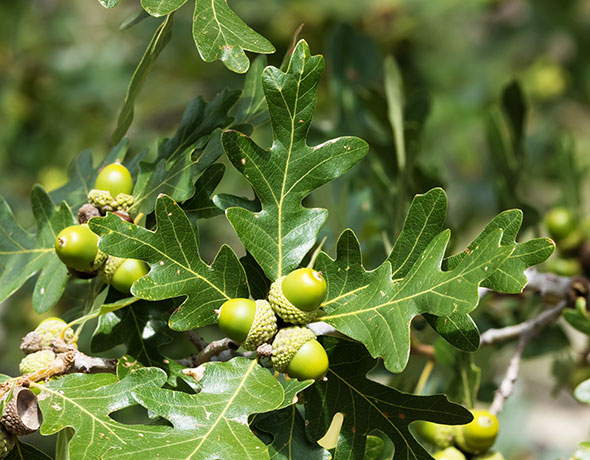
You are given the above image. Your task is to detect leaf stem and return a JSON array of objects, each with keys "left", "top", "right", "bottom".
[{"left": 414, "top": 359, "right": 435, "bottom": 395}]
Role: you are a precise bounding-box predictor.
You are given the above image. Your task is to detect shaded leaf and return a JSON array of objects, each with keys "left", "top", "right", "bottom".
[
  {"left": 0, "top": 186, "right": 74, "bottom": 313},
  {"left": 424, "top": 313, "right": 480, "bottom": 353},
  {"left": 222, "top": 40, "right": 368, "bottom": 280},
  {"left": 563, "top": 308, "right": 590, "bottom": 335},
  {"left": 98, "top": 0, "right": 120, "bottom": 7},
  {"left": 304, "top": 338, "right": 472, "bottom": 460},
  {"left": 192, "top": 0, "right": 275, "bottom": 73},
  {"left": 7, "top": 442, "right": 53, "bottom": 460},
  {"left": 240, "top": 252, "right": 271, "bottom": 301},
  {"left": 384, "top": 55, "right": 405, "bottom": 172},
  {"left": 255, "top": 406, "right": 331, "bottom": 460},
  {"left": 232, "top": 55, "right": 270, "bottom": 126},
  {"left": 182, "top": 163, "right": 225, "bottom": 221},
  {"left": 90, "top": 195, "right": 248, "bottom": 331},
  {"left": 113, "top": 15, "right": 174, "bottom": 144}
]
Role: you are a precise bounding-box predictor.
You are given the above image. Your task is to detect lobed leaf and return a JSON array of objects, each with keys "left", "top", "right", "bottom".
[
  {"left": 222, "top": 40, "right": 369, "bottom": 280},
  {"left": 107, "top": 358, "right": 285, "bottom": 459},
  {"left": 192, "top": 0, "right": 275, "bottom": 73},
  {"left": 141, "top": 0, "right": 187, "bottom": 16},
  {"left": 90, "top": 195, "right": 248, "bottom": 330}
]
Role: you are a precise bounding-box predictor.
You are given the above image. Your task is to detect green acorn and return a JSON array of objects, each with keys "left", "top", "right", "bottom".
[
  {"left": 218, "top": 299, "right": 278, "bottom": 351},
  {"left": 19, "top": 350, "right": 56, "bottom": 375},
  {"left": 268, "top": 268, "right": 326, "bottom": 324},
  {"left": 454, "top": 410, "right": 499, "bottom": 455},
  {"left": 0, "top": 427, "right": 14, "bottom": 459},
  {"left": 472, "top": 450, "right": 506, "bottom": 460},
  {"left": 99, "top": 255, "right": 124, "bottom": 285},
  {"left": 432, "top": 447, "right": 466, "bottom": 460},
  {"left": 34, "top": 317, "right": 75, "bottom": 347},
  {"left": 271, "top": 327, "right": 329, "bottom": 381},
  {"left": 413, "top": 420, "right": 454, "bottom": 449}
]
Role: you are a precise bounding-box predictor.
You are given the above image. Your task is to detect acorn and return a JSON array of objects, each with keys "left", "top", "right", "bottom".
[
  {"left": 271, "top": 326, "right": 329, "bottom": 381},
  {"left": 413, "top": 420, "right": 454, "bottom": 448},
  {"left": 34, "top": 317, "right": 75, "bottom": 347},
  {"left": 268, "top": 268, "right": 327, "bottom": 324},
  {"left": 0, "top": 426, "right": 14, "bottom": 459},
  {"left": 454, "top": 410, "right": 499, "bottom": 455},
  {"left": 99, "top": 255, "right": 124, "bottom": 285},
  {"left": 217, "top": 299, "right": 278, "bottom": 351},
  {"left": 19, "top": 350, "right": 56, "bottom": 375}
]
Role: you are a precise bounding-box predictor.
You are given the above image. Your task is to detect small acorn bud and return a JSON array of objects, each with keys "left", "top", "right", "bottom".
[
  {"left": 19, "top": 350, "right": 56, "bottom": 375},
  {"left": 34, "top": 317, "right": 75, "bottom": 347},
  {"left": 0, "top": 426, "right": 14, "bottom": 459},
  {"left": 432, "top": 447, "right": 466, "bottom": 460},
  {"left": 271, "top": 327, "right": 329, "bottom": 381}
]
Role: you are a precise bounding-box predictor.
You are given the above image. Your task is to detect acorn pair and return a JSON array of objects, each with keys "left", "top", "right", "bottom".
[
  {"left": 217, "top": 268, "right": 329, "bottom": 381},
  {"left": 415, "top": 409, "right": 503, "bottom": 460}
]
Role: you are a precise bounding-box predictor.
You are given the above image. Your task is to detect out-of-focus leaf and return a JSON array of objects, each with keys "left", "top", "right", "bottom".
[
  {"left": 98, "top": 0, "right": 120, "bottom": 8},
  {"left": 384, "top": 55, "right": 405, "bottom": 172},
  {"left": 231, "top": 55, "right": 269, "bottom": 127},
  {"left": 0, "top": 186, "right": 74, "bottom": 313},
  {"left": 113, "top": 14, "right": 174, "bottom": 144},
  {"left": 192, "top": 0, "right": 275, "bottom": 73},
  {"left": 563, "top": 307, "right": 590, "bottom": 335}
]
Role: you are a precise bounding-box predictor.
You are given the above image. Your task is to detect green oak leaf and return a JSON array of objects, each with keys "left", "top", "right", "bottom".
[
  {"left": 90, "top": 194, "right": 248, "bottom": 330},
  {"left": 254, "top": 406, "right": 331, "bottom": 460},
  {"left": 304, "top": 338, "right": 472, "bottom": 460},
  {"left": 131, "top": 90, "right": 240, "bottom": 216},
  {"left": 222, "top": 40, "right": 369, "bottom": 280},
  {"left": 50, "top": 140, "right": 135, "bottom": 215},
  {"left": 423, "top": 312, "right": 480, "bottom": 352},
  {"left": 108, "top": 358, "right": 284, "bottom": 459},
  {"left": 38, "top": 368, "right": 169, "bottom": 460},
  {"left": 387, "top": 188, "right": 553, "bottom": 352},
  {"left": 98, "top": 0, "right": 120, "bottom": 7},
  {"left": 141, "top": 0, "right": 187, "bottom": 16},
  {"left": 6, "top": 442, "right": 53, "bottom": 460},
  {"left": 192, "top": 0, "right": 275, "bottom": 73},
  {"left": 317, "top": 227, "right": 513, "bottom": 373},
  {"left": 231, "top": 55, "right": 270, "bottom": 127},
  {"left": 113, "top": 14, "right": 174, "bottom": 144},
  {"left": 0, "top": 185, "right": 74, "bottom": 314},
  {"left": 91, "top": 299, "right": 173, "bottom": 368},
  {"left": 182, "top": 163, "right": 225, "bottom": 221}
]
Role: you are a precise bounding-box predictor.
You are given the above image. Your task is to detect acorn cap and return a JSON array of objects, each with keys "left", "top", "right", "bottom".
[
  {"left": 19, "top": 350, "right": 56, "bottom": 375},
  {"left": 34, "top": 318, "right": 75, "bottom": 347},
  {"left": 99, "top": 256, "right": 124, "bottom": 285},
  {"left": 268, "top": 276, "right": 319, "bottom": 324},
  {"left": 242, "top": 300, "right": 278, "bottom": 351},
  {"left": 271, "top": 326, "right": 316, "bottom": 373},
  {"left": 114, "top": 193, "right": 134, "bottom": 210},
  {"left": 1, "top": 388, "right": 42, "bottom": 436},
  {"left": 0, "top": 426, "right": 14, "bottom": 459},
  {"left": 88, "top": 189, "right": 116, "bottom": 210}
]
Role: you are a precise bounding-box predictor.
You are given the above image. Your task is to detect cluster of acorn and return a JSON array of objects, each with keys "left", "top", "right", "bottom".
[
  {"left": 0, "top": 318, "right": 76, "bottom": 459},
  {"left": 414, "top": 410, "right": 503, "bottom": 460},
  {"left": 54, "top": 162, "right": 148, "bottom": 294},
  {"left": 217, "top": 268, "right": 330, "bottom": 381}
]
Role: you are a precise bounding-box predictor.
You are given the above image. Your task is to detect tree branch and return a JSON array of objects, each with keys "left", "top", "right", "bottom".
[{"left": 192, "top": 338, "right": 238, "bottom": 367}]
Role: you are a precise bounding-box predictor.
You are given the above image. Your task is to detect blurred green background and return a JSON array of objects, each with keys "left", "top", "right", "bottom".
[{"left": 1, "top": 0, "right": 590, "bottom": 458}]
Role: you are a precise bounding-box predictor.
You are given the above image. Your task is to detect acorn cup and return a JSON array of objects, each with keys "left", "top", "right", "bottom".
[
  {"left": 271, "top": 326, "right": 329, "bottom": 381},
  {"left": 268, "top": 268, "right": 327, "bottom": 324},
  {"left": 19, "top": 350, "right": 56, "bottom": 375},
  {"left": 1, "top": 388, "right": 42, "bottom": 436},
  {"left": 217, "top": 299, "right": 278, "bottom": 351},
  {"left": 34, "top": 317, "right": 75, "bottom": 347}
]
